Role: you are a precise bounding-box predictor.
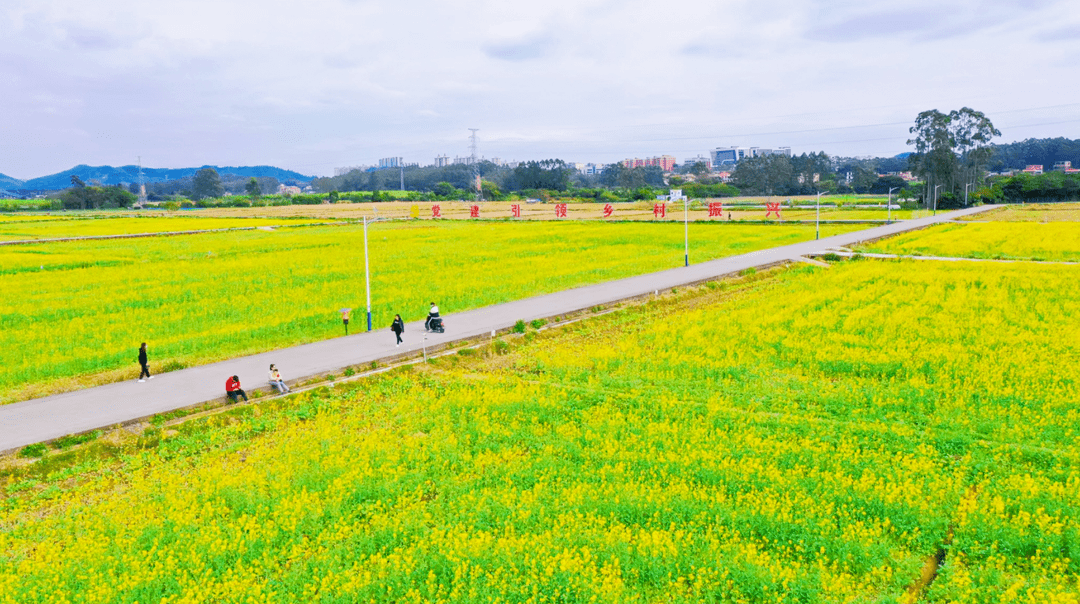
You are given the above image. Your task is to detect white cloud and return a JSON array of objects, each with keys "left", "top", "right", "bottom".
[{"left": 1, "top": 0, "right": 1078, "bottom": 179}]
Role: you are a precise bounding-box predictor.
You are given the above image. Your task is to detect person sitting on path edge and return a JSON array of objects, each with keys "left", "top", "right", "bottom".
[
  {"left": 391, "top": 314, "right": 405, "bottom": 346},
  {"left": 137, "top": 342, "right": 152, "bottom": 382},
  {"left": 226, "top": 375, "right": 248, "bottom": 403},
  {"left": 268, "top": 364, "right": 290, "bottom": 394},
  {"left": 425, "top": 302, "right": 440, "bottom": 331}
]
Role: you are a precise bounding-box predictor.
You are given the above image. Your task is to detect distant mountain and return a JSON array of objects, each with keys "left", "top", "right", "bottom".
[
  {"left": 0, "top": 172, "right": 24, "bottom": 189},
  {"left": 19, "top": 164, "right": 315, "bottom": 191}
]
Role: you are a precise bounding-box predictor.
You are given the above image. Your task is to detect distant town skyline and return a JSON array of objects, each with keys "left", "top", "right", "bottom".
[{"left": 3, "top": 0, "right": 1079, "bottom": 180}]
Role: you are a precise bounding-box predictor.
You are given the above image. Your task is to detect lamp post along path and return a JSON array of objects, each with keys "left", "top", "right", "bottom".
[
  {"left": 682, "top": 193, "right": 689, "bottom": 267},
  {"left": 815, "top": 191, "right": 822, "bottom": 240},
  {"left": 363, "top": 216, "right": 372, "bottom": 332},
  {"left": 887, "top": 186, "right": 898, "bottom": 224}
]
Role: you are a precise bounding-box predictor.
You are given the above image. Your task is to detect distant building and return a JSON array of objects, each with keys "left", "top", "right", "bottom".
[
  {"left": 621, "top": 155, "right": 676, "bottom": 172},
  {"left": 1051, "top": 161, "right": 1079, "bottom": 173},
  {"left": 683, "top": 155, "right": 712, "bottom": 170},
  {"left": 1023, "top": 165, "right": 1044, "bottom": 175},
  {"left": 434, "top": 155, "right": 449, "bottom": 167},
  {"left": 334, "top": 165, "right": 368, "bottom": 176},
  {"left": 379, "top": 157, "right": 404, "bottom": 169},
  {"left": 278, "top": 184, "right": 302, "bottom": 195},
  {"left": 712, "top": 146, "right": 791, "bottom": 166}
]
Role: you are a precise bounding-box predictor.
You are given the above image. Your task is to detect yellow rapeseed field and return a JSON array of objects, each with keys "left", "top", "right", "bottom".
[
  {"left": 0, "top": 215, "right": 330, "bottom": 241},
  {"left": 0, "top": 220, "right": 860, "bottom": 403},
  {"left": 958, "top": 202, "right": 1080, "bottom": 222},
  {"left": 1, "top": 259, "right": 1076, "bottom": 602},
  {"left": 861, "top": 221, "right": 1080, "bottom": 262}
]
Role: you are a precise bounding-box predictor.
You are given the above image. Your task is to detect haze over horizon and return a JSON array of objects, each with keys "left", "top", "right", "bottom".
[{"left": 3, "top": 0, "right": 1079, "bottom": 180}]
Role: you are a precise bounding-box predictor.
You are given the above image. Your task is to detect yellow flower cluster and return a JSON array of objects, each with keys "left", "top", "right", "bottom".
[
  {"left": 958, "top": 202, "right": 1080, "bottom": 223},
  {"left": 862, "top": 221, "right": 1080, "bottom": 262},
  {"left": 0, "top": 216, "right": 327, "bottom": 241},
  {"left": 2, "top": 259, "right": 1076, "bottom": 601},
  {"left": 0, "top": 220, "right": 859, "bottom": 403}
]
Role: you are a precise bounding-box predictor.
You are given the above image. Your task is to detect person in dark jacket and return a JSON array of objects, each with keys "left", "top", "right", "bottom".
[
  {"left": 137, "top": 342, "right": 152, "bottom": 382},
  {"left": 391, "top": 314, "right": 405, "bottom": 346},
  {"left": 226, "top": 375, "right": 248, "bottom": 403}
]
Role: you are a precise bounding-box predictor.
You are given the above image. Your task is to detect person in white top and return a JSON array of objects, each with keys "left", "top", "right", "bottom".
[
  {"left": 425, "top": 302, "right": 440, "bottom": 331},
  {"left": 268, "top": 363, "right": 290, "bottom": 393}
]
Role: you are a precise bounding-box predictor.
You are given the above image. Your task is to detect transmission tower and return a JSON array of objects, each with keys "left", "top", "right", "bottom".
[
  {"left": 469, "top": 128, "right": 481, "bottom": 201},
  {"left": 137, "top": 156, "right": 147, "bottom": 206}
]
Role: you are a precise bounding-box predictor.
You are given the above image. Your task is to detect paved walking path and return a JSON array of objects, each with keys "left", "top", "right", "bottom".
[{"left": 0, "top": 205, "right": 997, "bottom": 453}]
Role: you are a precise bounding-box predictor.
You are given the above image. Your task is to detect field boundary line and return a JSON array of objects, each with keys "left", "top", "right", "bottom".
[
  {"left": 812, "top": 250, "right": 1079, "bottom": 265},
  {"left": 0, "top": 220, "right": 348, "bottom": 246}
]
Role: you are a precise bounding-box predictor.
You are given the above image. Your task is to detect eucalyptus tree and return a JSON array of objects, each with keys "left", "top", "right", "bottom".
[{"left": 907, "top": 107, "right": 1000, "bottom": 206}]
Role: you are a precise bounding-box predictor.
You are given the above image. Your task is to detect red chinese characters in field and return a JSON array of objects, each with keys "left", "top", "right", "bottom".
[
  {"left": 654, "top": 203, "right": 666, "bottom": 218},
  {"left": 555, "top": 204, "right": 567, "bottom": 218},
  {"left": 432, "top": 205, "right": 441, "bottom": 218},
  {"left": 765, "top": 202, "right": 781, "bottom": 219},
  {"left": 470, "top": 205, "right": 480, "bottom": 218},
  {"left": 511, "top": 204, "right": 521, "bottom": 218},
  {"left": 709, "top": 202, "right": 723, "bottom": 217},
  {"left": 603, "top": 203, "right": 614, "bottom": 218}
]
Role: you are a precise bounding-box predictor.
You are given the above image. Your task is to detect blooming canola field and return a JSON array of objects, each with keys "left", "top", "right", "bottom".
[
  {"left": 2, "top": 259, "right": 1077, "bottom": 602},
  {"left": 861, "top": 221, "right": 1080, "bottom": 262},
  {"left": 0, "top": 215, "right": 329, "bottom": 241},
  {"left": 0, "top": 220, "right": 861, "bottom": 403}
]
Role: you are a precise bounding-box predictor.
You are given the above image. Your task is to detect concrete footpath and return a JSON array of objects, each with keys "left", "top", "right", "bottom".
[{"left": 0, "top": 205, "right": 997, "bottom": 453}]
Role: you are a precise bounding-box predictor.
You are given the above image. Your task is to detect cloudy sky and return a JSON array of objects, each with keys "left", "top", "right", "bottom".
[{"left": 2, "top": 0, "right": 1079, "bottom": 178}]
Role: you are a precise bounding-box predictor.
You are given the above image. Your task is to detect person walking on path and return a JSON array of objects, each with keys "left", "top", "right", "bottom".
[
  {"left": 226, "top": 375, "right": 248, "bottom": 403},
  {"left": 268, "top": 364, "right": 290, "bottom": 394},
  {"left": 137, "top": 343, "right": 152, "bottom": 382},
  {"left": 391, "top": 314, "right": 405, "bottom": 346}
]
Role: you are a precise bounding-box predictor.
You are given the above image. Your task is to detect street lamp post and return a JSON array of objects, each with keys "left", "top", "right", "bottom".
[
  {"left": 363, "top": 215, "right": 372, "bottom": 332},
  {"left": 683, "top": 195, "right": 689, "bottom": 267},
  {"left": 816, "top": 191, "right": 823, "bottom": 240},
  {"left": 964, "top": 183, "right": 972, "bottom": 207},
  {"left": 887, "top": 187, "right": 898, "bottom": 224},
  {"left": 933, "top": 184, "right": 942, "bottom": 216}
]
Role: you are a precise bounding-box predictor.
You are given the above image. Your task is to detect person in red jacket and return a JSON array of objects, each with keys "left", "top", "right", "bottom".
[{"left": 226, "top": 375, "right": 248, "bottom": 403}]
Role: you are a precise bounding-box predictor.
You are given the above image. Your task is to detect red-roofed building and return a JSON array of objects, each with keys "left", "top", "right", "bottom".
[{"left": 1023, "top": 165, "right": 1044, "bottom": 175}]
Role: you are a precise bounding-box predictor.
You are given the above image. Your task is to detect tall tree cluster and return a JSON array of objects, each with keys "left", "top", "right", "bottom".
[
  {"left": 731, "top": 152, "right": 840, "bottom": 196},
  {"left": 906, "top": 107, "right": 1000, "bottom": 206}
]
